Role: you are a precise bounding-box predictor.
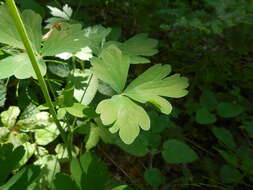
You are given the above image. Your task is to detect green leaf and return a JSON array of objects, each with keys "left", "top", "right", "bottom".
[
  {"left": 96, "top": 95, "right": 150, "bottom": 144},
  {"left": 199, "top": 89, "right": 218, "bottom": 111},
  {"left": 80, "top": 152, "right": 109, "bottom": 190},
  {"left": 0, "top": 5, "right": 42, "bottom": 52},
  {"left": 162, "top": 139, "right": 198, "bottom": 164},
  {"left": 124, "top": 64, "right": 189, "bottom": 114},
  {"left": 195, "top": 107, "right": 216, "bottom": 124},
  {"left": 220, "top": 165, "right": 242, "bottom": 183},
  {"left": 54, "top": 173, "right": 79, "bottom": 190},
  {"left": 55, "top": 143, "right": 79, "bottom": 160},
  {"left": 84, "top": 25, "right": 112, "bottom": 55},
  {"left": 41, "top": 24, "right": 89, "bottom": 56},
  {"left": 0, "top": 80, "right": 7, "bottom": 108},
  {"left": 115, "top": 134, "right": 149, "bottom": 156},
  {"left": 91, "top": 45, "right": 130, "bottom": 93},
  {"left": 18, "top": 0, "right": 45, "bottom": 17},
  {"left": 65, "top": 103, "right": 87, "bottom": 118},
  {"left": 97, "top": 80, "right": 117, "bottom": 97},
  {"left": 212, "top": 127, "right": 236, "bottom": 150},
  {"left": 240, "top": 121, "right": 253, "bottom": 138},
  {"left": 216, "top": 102, "right": 244, "bottom": 118},
  {"left": 17, "top": 112, "right": 51, "bottom": 131},
  {"left": 18, "top": 142, "right": 36, "bottom": 168},
  {"left": 34, "top": 123, "right": 60, "bottom": 145},
  {"left": 0, "top": 144, "right": 25, "bottom": 184},
  {"left": 7, "top": 132, "right": 29, "bottom": 147},
  {"left": 22, "top": 10, "right": 42, "bottom": 53},
  {"left": 1, "top": 106, "right": 20, "bottom": 128},
  {"left": 149, "top": 111, "right": 169, "bottom": 133},
  {"left": 70, "top": 69, "right": 98, "bottom": 105},
  {"left": 85, "top": 122, "right": 113, "bottom": 151},
  {"left": 0, "top": 127, "right": 10, "bottom": 143},
  {"left": 48, "top": 62, "right": 70, "bottom": 78},
  {"left": 119, "top": 33, "right": 158, "bottom": 64},
  {"left": 216, "top": 149, "right": 238, "bottom": 167},
  {"left": 0, "top": 53, "right": 46, "bottom": 79},
  {"left": 144, "top": 168, "right": 165, "bottom": 187},
  {"left": 0, "top": 164, "right": 41, "bottom": 190},
  {"left": 34, "top": 155, "right": 60, "bottom": 189}
]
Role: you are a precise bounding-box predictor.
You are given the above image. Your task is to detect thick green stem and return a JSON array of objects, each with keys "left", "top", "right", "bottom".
[{"left": 5, "top": 0, "right": 72, "bottom": 160}]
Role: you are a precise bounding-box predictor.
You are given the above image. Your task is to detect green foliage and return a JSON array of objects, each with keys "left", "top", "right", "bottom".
[
  {"left": 162, "top": 139, "right": 199, "bottom": 164},
  {"left": 144, "top": 168, "right": 165, "bottom": 187},
  {"left": 1, "top": 0, "right": 253, "bottom": 189},
  {"left": 0, "top": 144, "right": 25, "bottom": 185},
  {"left": 54, "top": 152, "right": 130, "bottom": 190}
]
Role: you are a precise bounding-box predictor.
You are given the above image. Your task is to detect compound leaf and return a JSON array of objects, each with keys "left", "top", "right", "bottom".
[
  {"left": 41, "top": 24, "right": 89, "bottom": 56},
  {"left": 91, "top": 45, "right": 130, "bottom": 93},
  {"left": 96, "top": 95, "right": 150, "bottom": 144},
  {"left": 0, "top": 53, "right": 46, "bottom": 79},
  {"left": 124, "top": 64, "right": 189, "bottom": 114},
  {"left": 119, "top": 33, "right": 158, "bottom": 64},
  {"left": 84, "top": 25, "right": 112, "bottom": 55},
  {"left": 0, "top": 5, "right": 42, "bottom": 52}
]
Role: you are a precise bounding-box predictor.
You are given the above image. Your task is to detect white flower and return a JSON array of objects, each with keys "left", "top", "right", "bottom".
[
  {"left": 47, "top": 4, "right": 73, "bottom": 20},
  {"left": 56, "top": 47, "right": 93, "bottom": 61}
]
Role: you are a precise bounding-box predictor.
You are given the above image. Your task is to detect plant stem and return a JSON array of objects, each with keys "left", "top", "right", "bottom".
[{"left": 5, "top": 0, "right": 72, "bottom": 160}]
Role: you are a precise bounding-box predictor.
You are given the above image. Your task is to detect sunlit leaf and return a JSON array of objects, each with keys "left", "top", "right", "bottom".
[
  {"left": 124, "top": 64, "right": 189, "bottom": 114},
  {"left": 0, "top": 53, "right": 46, "bottom": 79},
  {"left": 91, "top": 45, "right": 130, "bottom": 93},
  {"left": 70, "top": 69, "right": 98, "bottom": 105},
  {"left": 116, "top": 33, "right": 158, "bottom": 64},
  {"left": 34, "top": 123, "right": 60, "bottom": 145},
  {"left": 47, "top": 4, "right": 73, "bottom": 20},
  {"left": 96, "top": 95, "right": 150, "bottom": 144},
  {"left": 41, "top": 24, "right": 89, "bottom": 56},
  {"left": 1, "top": 106, "right": 20, "bottom": 128},
  {"left": 84, "top": 25, "right": 112, "bottom": 55},
  {"left": 0, "top": 5, "right": 42, "bottom": 52}
]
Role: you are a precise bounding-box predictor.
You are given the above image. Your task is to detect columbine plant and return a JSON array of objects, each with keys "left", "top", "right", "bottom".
[{"left": 0, "top": 2, "right": 189, "bottom": 150}]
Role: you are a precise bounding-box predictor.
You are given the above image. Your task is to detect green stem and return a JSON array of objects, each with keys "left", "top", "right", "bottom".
[{"left": 5, "top": 0, "right": 72, "bottom": 160}]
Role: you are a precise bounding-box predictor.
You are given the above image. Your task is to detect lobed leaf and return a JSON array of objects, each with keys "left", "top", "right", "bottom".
[
  {"left": 91, "top": 45, "right": 130, "bottom": 93},
  {"left": 41, "top": 24, "right": 89, "bottom": 56},
  {"left": 0, "top": 53, "right": 46, "bottom": 79},
  {"left": 0, "top": 5, "right": 42, "bottom": 52},
  {"left": 124, "top": 64, "right": 189, "bottom": 114},
  {"left": 118, "top": 33, "right": 158, "bottom": 64},
  {"left": 96, "top": 95, "right": 150, "bottom": 144}
]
